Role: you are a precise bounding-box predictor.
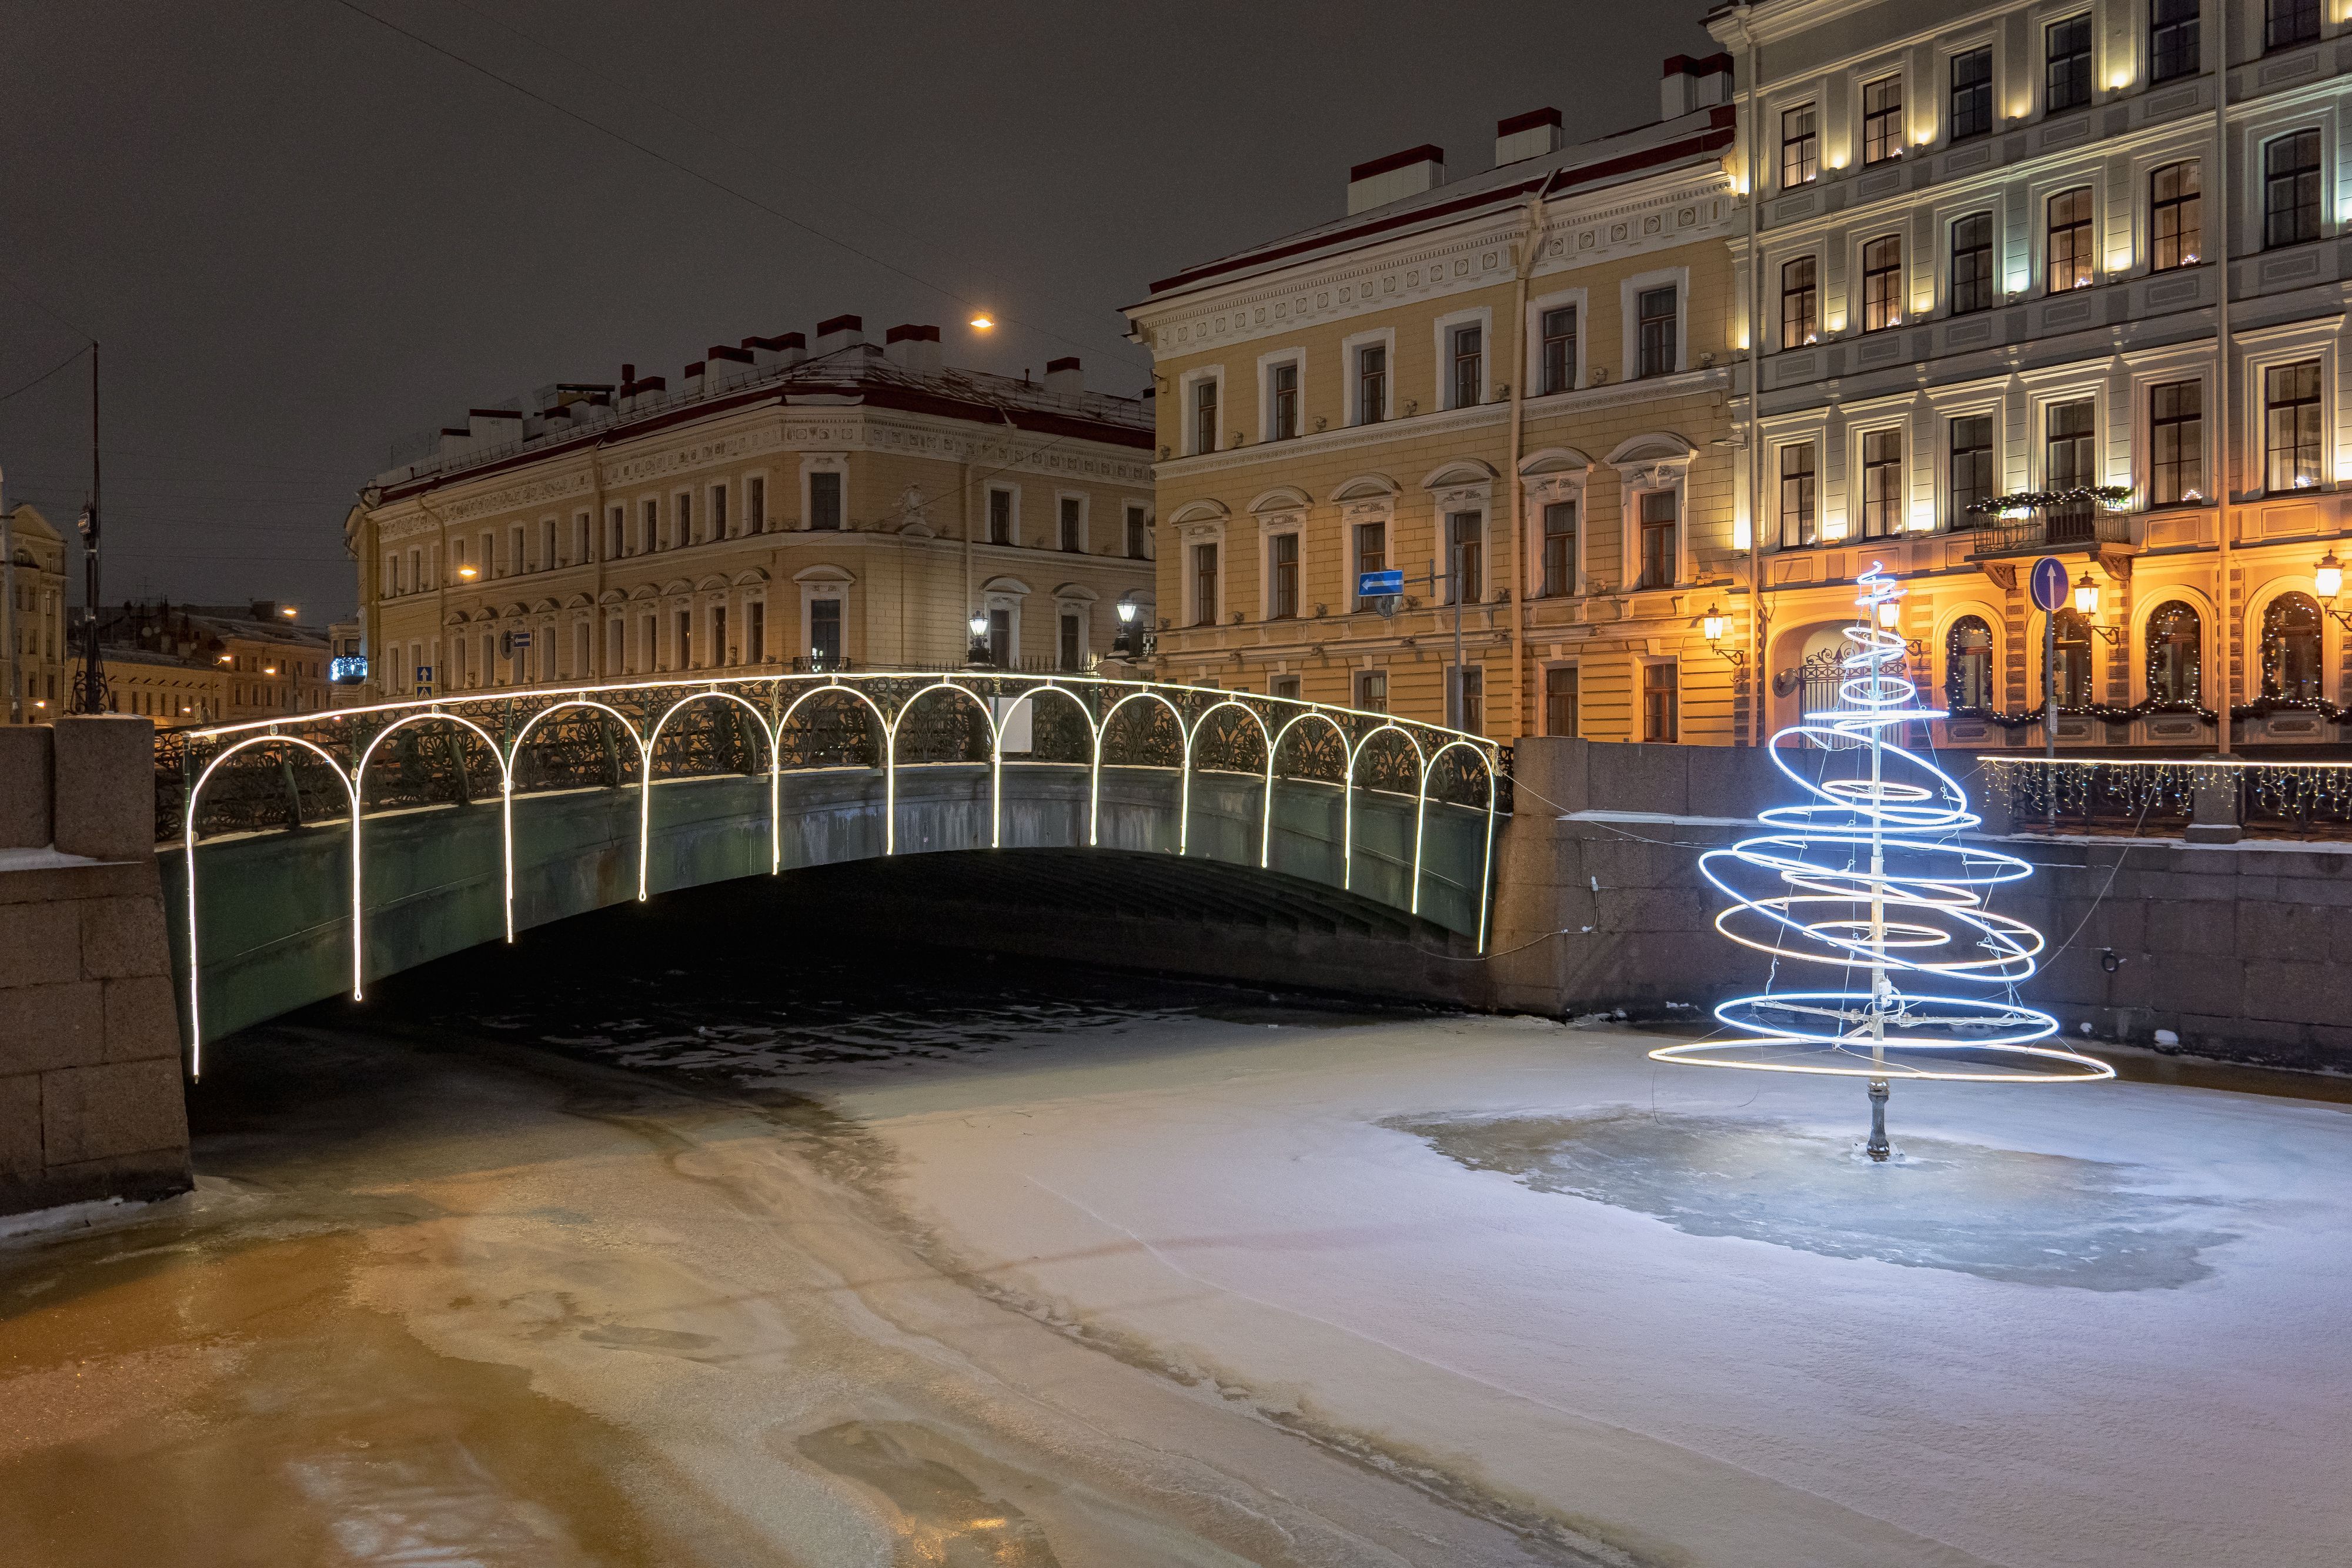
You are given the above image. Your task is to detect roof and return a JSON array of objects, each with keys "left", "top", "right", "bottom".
[
  {"left": 1137, "top": 105, "right": 1737, "bottom": 307},
  {"left": 376, "top": 343, "right": 1154, "bottom": 500}
]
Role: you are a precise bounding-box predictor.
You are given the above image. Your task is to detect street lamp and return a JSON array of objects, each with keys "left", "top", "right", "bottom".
[
  {"left": 2072, "top": 571, "right": 2123, "bottom": 644},
  {"left": 2316, "top": 550, "right": 2352, "bottom": 630},
  {"left": 1701, "top": 601, "right": 1745, "bottom": 668},
  {"left": 967, "top": 610, "right": 991, "bottom": 667}
]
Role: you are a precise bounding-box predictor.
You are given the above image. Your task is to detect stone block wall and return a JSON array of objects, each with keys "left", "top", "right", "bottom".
[{"left": 0, "top": 717, "right": 191, "bottom": 1215}]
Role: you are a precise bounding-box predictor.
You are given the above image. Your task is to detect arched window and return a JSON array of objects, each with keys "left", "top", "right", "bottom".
[
  {"left": 2146, "top": 602, "right": 2202, "bottom": 706},
  {"left": 1946, "top": 615, "right": 1994, "bottom": 710},
  {"left": 2263, "top": 591, "right": 2324, "bottom": 700},
  {"left": 2053, "top": 610, "right": 2094, "bottom": 707}
]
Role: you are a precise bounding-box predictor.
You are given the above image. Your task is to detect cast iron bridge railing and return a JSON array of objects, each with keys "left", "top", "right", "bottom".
[{"left": 161, "top": 673, "right": 1508, "bottom": 1063}]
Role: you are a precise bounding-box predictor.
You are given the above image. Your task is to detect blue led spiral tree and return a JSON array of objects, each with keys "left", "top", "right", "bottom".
[{"left": 1652, "top": 566, "right": 2110, "bottom": 1159}]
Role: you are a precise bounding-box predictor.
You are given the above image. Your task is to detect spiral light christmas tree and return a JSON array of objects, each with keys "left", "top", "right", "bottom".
[{"left": 1652, "top": 566, "right": 2110, "bottom": 1159}]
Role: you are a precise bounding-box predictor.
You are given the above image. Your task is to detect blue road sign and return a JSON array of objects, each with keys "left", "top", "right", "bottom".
[
  {"left": 1358, "top": 569, "right": 1404, "bottom": 599},
  {"left": 2029, "top": 555, "right": 2070, "bottom": 613}
]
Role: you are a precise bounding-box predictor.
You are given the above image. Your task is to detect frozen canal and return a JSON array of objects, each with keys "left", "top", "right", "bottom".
[{"left": 1, "top": 908, "right": 2347, "bottom": 1567}]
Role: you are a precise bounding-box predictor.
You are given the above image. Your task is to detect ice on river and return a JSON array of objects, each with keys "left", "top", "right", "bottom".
[{"left": 806, "top": 1014, "right": 2352, "bottom": 1568}]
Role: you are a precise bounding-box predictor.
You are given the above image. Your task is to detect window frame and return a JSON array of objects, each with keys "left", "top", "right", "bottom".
[
  {"left": 1344, "top": 327, "right": 1395, "bottom": 426},
  {"left": 1542, "top": 663, "right": 1579, "bottom": 738},
  {"left": 1778, "top": 440, "right": 1819, "bottom": 549},
  {"left": 2149, "top": 0, "right": 2200, "bottom": 85},
  {"left": 1862, "top": 74, "right": 1905, "bottom": 166},
  {"left": 1538, "top": 301, "right": 1579, "bottom": 396},
  {"left": 1639, "top": 660, "right": 1679, "bottom": 743},
  {"left": 1181, "top": 367, "right": 1224, "bottom": 455},
  {"left": 1259, "top": 350, "right": 1304, "bottom": 442},
  {"left": 2263, "top": 128, "right": 2323, "bottom": 250},
  {"left": 2046, "top": 186, "right": 2095, "bottom": 292},
  {"left": 1861, "top": 233, "right": 1903, "bottom": 332},
  {"left": 1780, "top": 254, "right": 1819, "bottom": 347},
  {"left": 1262, "top": 521, "right": 1303, "bottom": 621},
  {"left": 1949, "top": 45, "right": 1993, "bottom": 142},
  {"left": 2266, "top": 0, "right": 2322, "bottom": 52},
  {"left": 1622, "top": 268, "right": 1689, "bottom": 379},
  {"left": 1948, "top": 413, "right": 1997, "bottom": 528},
  {"left": 1950, "top": 212, "right": 1996, "bottom": 315},
  {"left": 804, "top": 456, "right": 847, "bottom": 531},
  {"left": 984, "top": 483, "right": 1018, "bottom": 547},
  {"left": 2045, "top": 14, "right": 2093, "bottom": 115},
  {"left": 2148, "top": 379, "right": 2205, "bottom": 507},
  {"left": 2150, "top": 160, "right": 2202, "bottom": 272},
  {"left": 1055, "top": 491, "right": 1088, "bottom": 553},
  {"left": 1780, "top": 102, "right": 1818, "bottom": 189},
  {"left": 1859, "top": 424, "right": 1905, "bottom": 539},
  {"left": 1633, "top": 487, "right": 1679, "bottom": 590},
  {"left": 1539, "top": 499, "right": 1578, "bottom": 597},
  {"left": 1431, "top": 307, "right": 1492, "bottom": 412},
  {"left": 2263, "top": 357, "right": 2325, "bottom": 492}
]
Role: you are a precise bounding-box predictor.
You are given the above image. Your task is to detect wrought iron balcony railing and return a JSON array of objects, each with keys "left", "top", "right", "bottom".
[{"left": 1965, "top": 499, "right": 2132, "bottom": 557}]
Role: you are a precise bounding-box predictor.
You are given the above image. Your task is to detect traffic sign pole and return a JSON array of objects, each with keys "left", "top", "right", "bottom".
[{"left": 2030, "top": 555, "right": 2068, "bottom": 826}]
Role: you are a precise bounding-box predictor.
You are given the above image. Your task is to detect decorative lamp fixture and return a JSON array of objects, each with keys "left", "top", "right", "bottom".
[
  {"left": 1116, "top": 600, "right": 1138, "bottom": 626},
  {"left": 968, "top": 611, "right": 987, "bottom": 638},
  {"left": 968, "top": 315, "right": 995, "bottom": 330},
  {"left": 1702, "top": 602, "right": 1745, "bottom": 668},
  {"left": 2073, "top": 572, "right": 2099, "bottom": 616},
  {"left": 1703, "top": 604, "right": 1725, "bottom": 643},
  {"left": 2317, "top": 551, "right": 2352, "bottom": 631},
  {"left": 281, "top": 606, "right": 298, "bottom": 617},
  {"left": 457, "top": 565, "right": 479, "bottom": 580},
  {"left": 1649, "top": 564, "right": 2111, "bottom": 1160}
]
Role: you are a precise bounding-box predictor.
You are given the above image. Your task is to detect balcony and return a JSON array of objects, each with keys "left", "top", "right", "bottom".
[{"left": 1963, "top": 490, "right": 2134, "bottom": 558}]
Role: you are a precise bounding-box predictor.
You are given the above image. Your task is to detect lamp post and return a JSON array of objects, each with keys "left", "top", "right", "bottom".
[
  {"left": 2317, "top": 551, "right": 2352, "bottom": 631},
  {"left": 967, "top": 610, "right": 991, "bottom": 668},
  {"left": 1114, "top": 597, "right": 1138, "bottom": 658},
  {"left": 1702, "top": 601, "right": 1747, "bottom": 671},
  {"left": 2073, "top": 572, "right": 2123, "bottom": 644}
]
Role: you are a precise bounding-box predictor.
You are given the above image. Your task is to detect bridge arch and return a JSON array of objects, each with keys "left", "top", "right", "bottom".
[
  {"left": 352, "top": 709, "right": 511, "bottom": 992},
  {"left": 642, "top": 690, "right": 782, "bottom": 897},
  {"left": 506, "top": 698, "right": 650, "bottom": 925},
  {"left": 1005, "top": 682, "right": 1098, "bottom": 850},
  {"left": 1093, "top": 689, "right": 1189, "bottom": 850},
  {"left": 1348, "top": 723, "right": 1426, "bottom": 897},
  {"left": 1184, "top": 698, "right": 1272, "bottom": 863},
  {"left": 183, "top": 734, "right": 360, "bottom": 1076},
  {"left": 887, "top": 680, "right": 1001, "bottom": 852},
  {"left": 1265, "top": 709, "right": 1350, "bottom": 875},
  {"left": 1418, "top": 737, "right": 1499, "bottom": 940}
]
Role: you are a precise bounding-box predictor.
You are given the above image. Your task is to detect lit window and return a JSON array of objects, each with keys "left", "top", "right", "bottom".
[
  {"left": 1862, "top": 235, "right": 1902, "bottom": 331},
  {"left": 1862, "top": 428, "right": 1903, "bottom": 538},
  {"left": 1950, "top": 213, "right": 1995, "bottom": 314},
  {"left": 2149, "top": 381, "right": 2203, "bottom": 506},
  {"left": 1780, "top": 256, "right": 1818, "bottom": 345},
  {"left": 2150, "top": 161, "right": 2201, "bottom": 270},
  {"left": 2264, "top": 129, "right": 2322, "bottom": 249},
  {"left": 1642, "top": 663, "right": 1678, "bottom": 742},
  {"left": 1780, "top": 103, "right": 1818, "bottom": 187},
  {"left": 1862, "top": 76, "right": 1903, "bottom": 165},
  {"left": 2047, "top": 187, "right": 2094, "bottom": 290},
  {"left": 2264, "top": 360, "right": 2323, "bottom": 490},
  {"left": 1779, "top": 443, "right": 1818, "bottom": 548},
  {"left": 1450, "top": 325, "right": 1483, "bottom": 409}
]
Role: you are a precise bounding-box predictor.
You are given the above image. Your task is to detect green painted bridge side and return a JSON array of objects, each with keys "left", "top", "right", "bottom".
[{"left": 161, "top": 763, "right": 1493, "bottom": 1048}]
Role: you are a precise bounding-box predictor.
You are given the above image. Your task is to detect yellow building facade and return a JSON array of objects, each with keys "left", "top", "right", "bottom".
[
  {"left": 1127, "top": 69, "right": 1751, "bottom": 744},
  {"left": 2, "top": 504, "right": 70, "bottom": 722},
  {"left": 349, "top": 319, "right": 1154, "bottom": 700}
]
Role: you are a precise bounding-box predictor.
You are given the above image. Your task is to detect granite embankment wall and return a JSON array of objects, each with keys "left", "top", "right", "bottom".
[
  {"left": 1487, "top": 738, "right": 2352, "bottom": 1072},
  {"left": 0, "top": 718, "right": 191, "bottom": 1215}
]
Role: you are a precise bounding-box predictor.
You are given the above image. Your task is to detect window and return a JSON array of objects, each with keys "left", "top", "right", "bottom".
[
  {"left": 1059, "top": 496, "right": 1082, "bottom": 551},
  {"left": 2264, "top": 130, "right": 2322, "bottom": 249},
  {"left": 2047, "top": 188, "right": 2094, "bottom": 291},
  {"left": 749, "top": 600, "right": 765, "bottom": 663},
  {"left": 1642, "top": 663, "right": 1679, "bottom": 742},
  {"left": 1636, "top": 490, "right": 1678, "bottom": 589},
  {"left": 1450, "top": 323, "right": 1483, "bottom": 409},
  {"left": 1269, "top": 533, "right": 1299, "bottom": 618},
  {"left": 1862, "top": 427, "right": 1903, "bottom": 537},
  {"left": 1950, "top": 416, "right": 1995, "bottom": 525},
  {"left": 1268, "top": 361, "right": 1299, "bottom": 440},
  {"left": 810, "top": 471, "right": 842, "bottom": 530},
  {"left": 2150, "top": 0, "right": 2199, "bottom": 83},
  {"left": 1637, "top": 286, "right": 1678, "bottom": 377},
  {"left": 2046, "top": 400, "right": 2096, "bottom": 488},
  {"left": 640, "top": 614, "right": 655, "bottom": 672},
  {"left": 2053, "top": 609, "right": 2094, "bottom": 706},
  {"left": 1059, "top": 611, "right": 1083, "bottom": 671},
  {"left": 2264, "top": 360, "right": 2323, "bottom": 490},
  {"left": 712, "top": 604, "right": 729, "bottom": 666},
  {"left": 1780, "top": 255, "right": 1818, "bottom": 345},
  {"left": 1193, "top": 376, "right": 1220, "bottom": 454},
  {"left": 1862, "top": 76, "right": 1903, "bottom": 165},
  {"left": 1544, "top": 666, "right": 1579, "bottom": 737},
  {"left": 988, "top": 487, "right": 1013, "bottom": 545},
  {"left": 2263, "top": 593, "right": 2325, "bottom": 698},
  {"left": 1946, "top": 616, "right": 1994, "bottom": 710},
  {"left": 1125, "top": 505, "right": 1148, "bottom": 558},
  {"left": 1354, "top": 520, "right": 1385, "bottom": 603},
  {"left": 1271, "top": 675, "right": 1301, "bottom": 700},
  {"left": 749, "top": 476, "right": 766, "bottom": 534},
  {"left": 2268, "top": 0, "right": 2321, "bottom": 51},
  {"left": 1780, "top": 103, "right": 1818, "bottom": 187},
  {"left": 2150, "top": 161, "right": 2201, "bottom": 270},
  {"left": 676, "top": 492, "right": 693, "bottom": 544},
  {"left": 810, "top": 598, "right": 842, "bottom": 664},
  {"left": 985, "top": 607, "right": 1011, "bottom": 667},
  {"left": 1355, "top": 669, "right": 1387, "bottom": 713},
  {"left": 1446, "top": 511, "right": 1482, "bottom": 604},
  {"left": 2150, "top": 381, "right": 2204, "bottom": 506},
  {"left": 1862, "top": 235, "right": 1902, "bottom": 332},
  {"left": 1950, "top": 46, "right": 1993, "bottom": 141},
  {"left": 2147, "top": 602, "right": 2201, "bottom": 704},
  {"left": 676, "top": 609, "right": 693, "bottom": 669},
  {"left": 1540, "top": 306, "right": 1577, "bottom": 394},
  {"left": 1779, "top": 443, "right": 1819, "bottom": 548},
  {"left": 538, "top": 517, "right": 554, "bottom": 570},
  {"left": 572, "top": 511, "right": 588, "bottom": 563},
  {"left": 609, "top": 504, "right": 625, "bottom": 557},
  {"left": 1541, "top": 500, "right": 1576, "bottom": 597},
  {"left": 1192, "top": 542, "right": 1219, "bottom": 626},
  {"left": 1950, "top": 213, "right": 1996, "bottom": 315},
  {"left": 710, "top": 483, "right": 728, "bottom": 539},
  {"left": 1456, "top": 667, "right": 1483, "bottom": 733},
  {"left": 2046, "top": 15, "right": 2092, "bottom": 112},
  {"left": 1356, "top": 343, "right": 1387, "bottom": 423}
]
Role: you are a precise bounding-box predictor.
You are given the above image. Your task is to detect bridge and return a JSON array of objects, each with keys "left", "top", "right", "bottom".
[{"left": 159, "top": 673, "right": 1507, "bottom": 1069}]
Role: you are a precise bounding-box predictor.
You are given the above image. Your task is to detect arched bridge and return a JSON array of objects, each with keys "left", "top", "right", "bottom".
[{"left": 158, "top": 673, "right": 1508, "bottom": 1069}]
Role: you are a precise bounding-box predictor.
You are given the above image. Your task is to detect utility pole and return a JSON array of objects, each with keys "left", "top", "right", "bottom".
[{"left": 72, "top": 343, "right": 103, "bottom": 715}]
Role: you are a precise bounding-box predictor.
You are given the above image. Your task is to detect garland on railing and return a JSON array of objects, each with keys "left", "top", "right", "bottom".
[
  {"left": 1945, "top": 695, "right": 2352, "bottom": 729},
  {"left": 1964, "top": 485, "right": 2134, "bottom": 516},
  {"left": 1977, "top": 755, "right": 2352, "bottom": 829}
]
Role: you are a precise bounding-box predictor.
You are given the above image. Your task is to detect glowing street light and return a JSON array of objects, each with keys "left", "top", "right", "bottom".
[
  {"left": 457, "top": 564, "right": 479, "bottom": 581},
  {"left": 2317, "top": 550, "right": 2343, "bottom": 602},
  {"left": 968, "top": 315, "right": 995, "bottom": 331},
  {"left": 2073, "top": 572, "right": 2100, "bottom": 617},
  {"left": 280, "top": 606, "right": 299, "bottom": 617}
]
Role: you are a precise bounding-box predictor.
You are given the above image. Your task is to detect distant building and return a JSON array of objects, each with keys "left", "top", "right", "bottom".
[
  {"left": 326, "top": 619, "right": 365, "bottom": 708},
  {"left": 346, "top": 316, "right": 1155, "bottom": 700},
  {"left": 2, "top": 504, "right": 69, "bottom": 721},
  {"left": 94, "top": 600, "right": 332, "bottom": 727},
  {"left": 1126, "top": 62, "right": 1743, "bottom": 740}
]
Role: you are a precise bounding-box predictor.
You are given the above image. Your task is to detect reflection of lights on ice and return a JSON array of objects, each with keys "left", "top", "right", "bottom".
[{"left": 1651, "top": 564, "right": 2110, "bottom": 1159}]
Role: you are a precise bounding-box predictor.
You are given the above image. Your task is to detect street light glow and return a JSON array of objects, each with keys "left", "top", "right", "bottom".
[{"left": 969, "top": 315, "right": 995, "bottom": 330}]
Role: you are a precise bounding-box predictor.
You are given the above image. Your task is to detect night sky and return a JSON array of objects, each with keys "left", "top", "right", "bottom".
[{"left": 0, "top": 1, "right": 1713, "bottom": 620}]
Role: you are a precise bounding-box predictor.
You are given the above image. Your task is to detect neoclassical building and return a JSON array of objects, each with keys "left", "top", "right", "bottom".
[
  {"left": 1127, "top": 61, "right": 1748, "bottom": 743},
  {"left": 2, "top": 503, "right": 69, "bottom": 722},
  {"left": 348, "top": 317, "right": 1154, "bottom": 701},
  {"left": 1713, "top": 0, "right": 2352, "bottom": 752}
]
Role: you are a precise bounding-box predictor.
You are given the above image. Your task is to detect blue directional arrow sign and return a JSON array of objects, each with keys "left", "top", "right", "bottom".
[
  {"left": 1358, "top": 569, "right": 1404, "bottom": 599},
  {"left": 2029, "top": 555, "right": 2069, "bottom": 613}
]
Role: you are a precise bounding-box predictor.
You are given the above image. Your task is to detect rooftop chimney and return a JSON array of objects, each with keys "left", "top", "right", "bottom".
[
  {"left": 1347, "top": 144, "right": 1444, "bottom": 216},
  {"left": 744, "top": 332, "right": 806, "bottom": 369},
  {"left": 1495, "top": 107, "right": 1563, "bottom": 166},
  {"left": 1661, "top": 53, "right": 1733, "bottom": 120},
  {"left": 815, "top": 313, "right": 864, "bottom": 355},
  {"left": 467, "top": 407, "right": 523, "bottom": 442},
  {"left": 706, "top": 343, "right": 754, "bottom": 376},
  {"left": 884, "top": 322, "right": 942, "bottom": 373},
  {"left": 1043, "top": 355, "right": 1083, "bottom": 394}
]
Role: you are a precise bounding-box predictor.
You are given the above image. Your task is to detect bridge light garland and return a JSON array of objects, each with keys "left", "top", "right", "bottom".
[{"left": 1650, "top": 566, "right": 2110, "bottom": 1159}]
